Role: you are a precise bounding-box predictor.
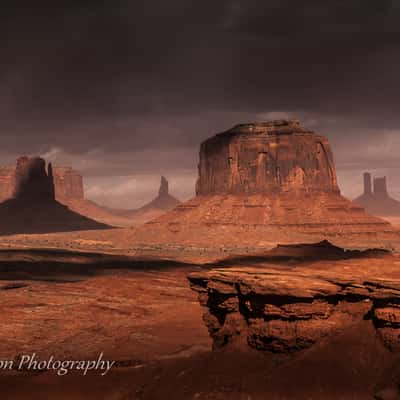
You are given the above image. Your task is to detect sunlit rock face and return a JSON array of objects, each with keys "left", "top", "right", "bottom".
[{"left": 196, "top": 120, "right": 339, "bottom": 195}]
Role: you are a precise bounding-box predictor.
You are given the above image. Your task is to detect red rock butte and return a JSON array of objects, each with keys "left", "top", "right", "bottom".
[
  {"left": 0, "top": 164, "right": 84, "bottom": 203},
  {"left": 196, "top": 119, "right": 339, "bottom": 195},
  {"left": 132, "top": 120, "right": 399, "bottom": 255},
  {"left": 0, "top": 156, "right": 109, "bottom": 235}
]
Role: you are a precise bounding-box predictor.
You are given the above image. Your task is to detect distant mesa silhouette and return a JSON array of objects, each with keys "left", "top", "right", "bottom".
[
  {"left": 137, "top": 176, "right": 180, "bottom": 212},
  {"left": 354, "top": 172, "right": 400, "bottom": 217},
  {"left": 0, "top": 156, "right": 110, "bottom": 235},
  {"left": 111, "top": 176, "right": 181, "bottom": 219}
]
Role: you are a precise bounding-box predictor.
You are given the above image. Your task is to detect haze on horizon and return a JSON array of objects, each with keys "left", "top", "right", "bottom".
[{"left": 1, "top": 0, "right": 400, "bottom": 208}]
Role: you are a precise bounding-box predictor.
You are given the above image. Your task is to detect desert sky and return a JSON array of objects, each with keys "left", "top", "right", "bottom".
[{"left": 1, "top": 1, "right": 400, "bottom": 207}]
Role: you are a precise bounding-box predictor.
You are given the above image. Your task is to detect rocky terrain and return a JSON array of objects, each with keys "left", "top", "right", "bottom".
[
  {"left": 1, "top": 244, "right": 400, "bottom": 399},
  {"left": 188, "top": 242, "right": 400, "bottom": 353},
  {"left": 1, "top": 121, "right": 400, "bottom": 399}
]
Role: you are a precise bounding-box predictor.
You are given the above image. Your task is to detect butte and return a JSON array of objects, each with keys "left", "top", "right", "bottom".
[
  {"left": 0, "top": 156, "right": 110, "bottom": 235},
  {"left": 354, "top": 172, "right": 400, "bottom": 218},
  {"left": 132, "top": 120, "right": 398, "bottom": 255}
]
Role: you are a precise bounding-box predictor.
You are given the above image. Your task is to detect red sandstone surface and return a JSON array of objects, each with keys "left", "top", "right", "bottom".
[{"left": 0, "top": 246, "right": 399, "bottom": 399}]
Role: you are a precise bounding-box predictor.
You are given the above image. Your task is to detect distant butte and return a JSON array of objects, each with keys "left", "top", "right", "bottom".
[
  {"left": 112, "top": 176, "right": 181, "bottom": 224},
  {"left": 0, "top": 162, "right": 180, "bottom": 227},
  {"left": 354, "top": 172, "right": 400, "bottom": 217},
  {"left": 131, "top": 119, "right": 398, "bottom": 255},
  {"left": 0, "top": 156, "right": 109, "bottom": 235}
]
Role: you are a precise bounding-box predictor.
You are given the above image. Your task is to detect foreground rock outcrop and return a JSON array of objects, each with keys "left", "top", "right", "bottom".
[
  {"left": 0, "top": 157, "right": 109, "bottom": 235},
  {"left": 354, "top": 172, "right": 400, "bottom": 217},
  {"left": 188, "top": 242, "right": 400, "bottom": 354},
  {"left": 132, "top": 120, "right": 399, "bottom": 255}
]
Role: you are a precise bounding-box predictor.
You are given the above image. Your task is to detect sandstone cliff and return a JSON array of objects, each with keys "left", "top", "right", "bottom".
[
  {"left": 188, "top": 242, "right": 400, "bottom": 354},
  {"left": 0, "top": 163, "right": 84, "bottom": 203},
  {"left": 196, "top": 120, "right": 339, "bottom": 195}
]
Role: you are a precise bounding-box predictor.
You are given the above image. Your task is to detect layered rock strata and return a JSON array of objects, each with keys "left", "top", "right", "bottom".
[
  {"left": 132, "top": 120, "right": 399, "bottom": 254},
  {"left": 188, "top": 244, "right": 400, "bottom": 353},
  {"left": 196, "top": 120, "right": 339, "bottom": 195}
]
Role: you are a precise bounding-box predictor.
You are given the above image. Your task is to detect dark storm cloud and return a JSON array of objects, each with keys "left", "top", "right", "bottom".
[{"left": 1, "top": 1, "right": 400, "bottom": 205}]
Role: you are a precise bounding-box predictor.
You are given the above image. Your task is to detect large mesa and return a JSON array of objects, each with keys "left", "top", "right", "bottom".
[
  {"left": 196, "top": 120, "right": 338, "bottom": 195},
  {"left": 131, "top": 120, "right": 399, "bottom": 257}
]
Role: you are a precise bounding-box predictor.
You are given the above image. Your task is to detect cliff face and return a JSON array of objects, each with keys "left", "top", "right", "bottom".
[
  {"left": 53, "top": 167, "right": 84, "bottom": 201},
  {"left": 131, "top": 120, "right": 398, "bottom": 256},
  {"left": 188, "top": 243, "right": 400, "bottom": 354},
  {"left": 196, "top": 120, "right": 339, "bottom": 195},
  {"left": 0, "top": 156, "right": 109, "bottom": 234},
  {"left": 0, "top": 166, "right": 15, "bottom": 201},
  {"left": 0, "top": 164, "right": 84, "bottom": 203}
]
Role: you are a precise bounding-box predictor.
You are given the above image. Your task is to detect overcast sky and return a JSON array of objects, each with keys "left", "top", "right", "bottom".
[{"left": 1, "top": 1, "right": 400, "bottom": 207}]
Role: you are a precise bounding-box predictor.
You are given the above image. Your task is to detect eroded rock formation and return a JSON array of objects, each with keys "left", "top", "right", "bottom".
[
  {"left": 0, "top": 166, "right": 15, "bottom": 201},
  {"left": 13, "top": 156, "right": 55, "bottom": 200},
  {"left": 131, "top": 120, "right": 399, "bottom": 256},
  {"left": 0, "top": 163, "right": 84, "bottom": 203},
  {"left": 196, "top": 120, "right": 339, "bottom": 195},
  {"left": 188, "top": 243, "right": 400, "bottom": 354},
  {"left": 0, "top": 156, "right": 109, "bottom": 234},
  {"left": 354, "top": 173, "right": 400, "bottom": 217},
  {"left": 53, "top": 167, "right": 84, "bottom": 201}
]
